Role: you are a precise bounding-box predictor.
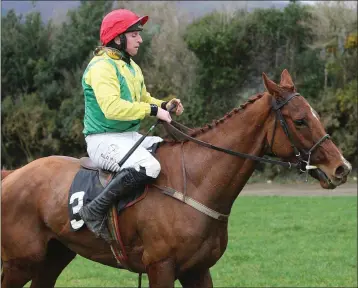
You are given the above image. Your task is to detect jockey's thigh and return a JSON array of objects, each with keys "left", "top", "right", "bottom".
[
  {"left": 85, "top": 132, "right": 163, "bottom": 178},
  {"left": 133, "top": 131, "right": 163, "bottom": 150}
]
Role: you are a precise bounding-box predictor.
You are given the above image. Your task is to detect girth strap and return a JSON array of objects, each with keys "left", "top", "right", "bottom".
[{"left": 152, "top": 184, "right": 229, "bottom": 222}]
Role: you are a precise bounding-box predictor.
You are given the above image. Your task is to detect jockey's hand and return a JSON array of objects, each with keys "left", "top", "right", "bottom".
[
  {"left": 166, "top": 98, "right": 184, "bottom": 116},
  {"left": 156, "top": 107, "right": 172, "bottom": 123}
]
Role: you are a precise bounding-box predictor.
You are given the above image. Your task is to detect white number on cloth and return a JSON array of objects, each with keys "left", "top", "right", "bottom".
[{"left": 69, "top": 191, "right": 85, "bottom": 230}]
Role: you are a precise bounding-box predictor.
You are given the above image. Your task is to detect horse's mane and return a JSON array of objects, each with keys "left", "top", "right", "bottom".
[{"left": 163, "top": 92, "right": 265, "bottom": 144}]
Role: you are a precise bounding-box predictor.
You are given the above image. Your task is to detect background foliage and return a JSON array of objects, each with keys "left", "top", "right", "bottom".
[{"left": 1, "top": 1, "right": 357, "bottom": 171}]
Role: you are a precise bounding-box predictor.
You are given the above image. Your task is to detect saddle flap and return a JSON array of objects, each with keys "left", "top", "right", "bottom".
[{"left": 80, "top": 157, "right": 100, "bottom": 170}]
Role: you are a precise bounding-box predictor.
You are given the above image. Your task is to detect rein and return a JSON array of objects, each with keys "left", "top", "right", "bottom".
[
  {"left": 164, "top": 92, "right": 329, "bottom": 172},
  {"left": 164, "top": 123, "right": 299, "bottom": 169}
]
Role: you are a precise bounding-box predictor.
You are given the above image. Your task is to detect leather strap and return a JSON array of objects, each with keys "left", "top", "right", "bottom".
[
  {"left": 152, "top": 184, "right": 229, "bottom": 222},
  {"left": 163, "top": 121, "right": 298, "bottom": 169},
  {"left": 181, "top": 142, "right": 187, "bottom": 199}
]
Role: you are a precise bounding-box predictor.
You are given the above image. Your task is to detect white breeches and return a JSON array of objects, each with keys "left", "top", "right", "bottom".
[{"left": 85, "top": 132, "right": 163, "bottom": 178}]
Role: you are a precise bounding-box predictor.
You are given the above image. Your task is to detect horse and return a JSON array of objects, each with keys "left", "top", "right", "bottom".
[{"left": 1, "top": 70, "right": 352, "bottom": 287}]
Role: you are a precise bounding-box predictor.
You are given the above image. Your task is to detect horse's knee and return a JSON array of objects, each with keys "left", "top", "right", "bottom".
[{"left": 146, "top": 258, "right": 176, "bottom": 287}]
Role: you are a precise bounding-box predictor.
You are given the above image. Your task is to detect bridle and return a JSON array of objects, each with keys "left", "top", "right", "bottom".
[
  {"left": 162, "top": 92, "right": 330, "bottom": 179},
  {"left": 269, "top": 92, "right": 330, "bottom": 180}
]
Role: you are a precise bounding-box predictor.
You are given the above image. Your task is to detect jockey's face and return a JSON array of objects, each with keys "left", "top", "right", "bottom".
[{"left": 125, "top": 31, "right": 143, "bottom": 56}]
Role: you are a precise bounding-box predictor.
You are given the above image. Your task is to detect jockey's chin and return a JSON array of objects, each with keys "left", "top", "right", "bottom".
[{"left": 126, "top": 46, "right": 139, "bottom": 57}]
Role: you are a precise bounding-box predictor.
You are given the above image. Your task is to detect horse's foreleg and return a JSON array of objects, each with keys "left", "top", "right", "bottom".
[
  {"left": 178, "top": 269, "right": 213, "bottom": 288},
  {"left": 30, "top": 239, "right": 76, "bottom": 288},
  {"left": 1, "top": 260, "right": 33, "bottom": 288},
  {"left": 146, "top": 258, "right": 176, "bottom": 287}
]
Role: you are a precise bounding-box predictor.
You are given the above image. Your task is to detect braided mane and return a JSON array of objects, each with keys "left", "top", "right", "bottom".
[{"left": 164, "top": 93, "right": 265, "bottom": 143}]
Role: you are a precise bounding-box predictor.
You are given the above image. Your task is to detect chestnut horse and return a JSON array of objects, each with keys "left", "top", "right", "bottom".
[{"left": 1, "top": 70, "right": 351, "bottom": 287}]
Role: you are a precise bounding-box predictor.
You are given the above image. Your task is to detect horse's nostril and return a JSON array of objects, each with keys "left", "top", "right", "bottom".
[{"left": 335, "top": 165, "right": 349, "bottom": 178}]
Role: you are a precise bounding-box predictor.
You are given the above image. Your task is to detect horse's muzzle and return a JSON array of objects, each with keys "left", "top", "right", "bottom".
[{"left": 308, "top": 168, "right": 347, "bottom": 189}]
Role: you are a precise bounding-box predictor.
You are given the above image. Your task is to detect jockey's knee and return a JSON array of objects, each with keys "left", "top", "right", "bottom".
[{"left": 143, "top": 158, "right": 161, "bottom": 178}]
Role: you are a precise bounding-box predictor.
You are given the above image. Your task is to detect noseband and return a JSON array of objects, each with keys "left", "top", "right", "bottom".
[{"left": 270, "top": 92, "right": 330, "bottom": 180}]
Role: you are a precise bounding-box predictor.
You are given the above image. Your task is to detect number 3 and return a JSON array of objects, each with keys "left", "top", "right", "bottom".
[{"left": 69, "top": 191, "right": 85, "bottom": 229}]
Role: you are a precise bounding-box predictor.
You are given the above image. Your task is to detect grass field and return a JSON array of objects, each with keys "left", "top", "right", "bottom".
[{"left": 50, "top": 196, "right": 357, "bottom": 287}]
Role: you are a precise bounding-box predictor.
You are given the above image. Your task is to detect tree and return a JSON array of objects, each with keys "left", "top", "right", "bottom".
[
  {"left": 309, "top": 1, "right": 357, "bottom": 89},
  {"left": 1, "top": 93, "right": 59, "bottom": 167},
  {"left": 1, "top": 10, "right": 53, "bottom": 99}
]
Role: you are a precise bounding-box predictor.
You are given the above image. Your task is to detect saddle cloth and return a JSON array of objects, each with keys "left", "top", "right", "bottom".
[
  {"left": 68, "top": 167, "right": 147, "bottom": 232},
  {"left": 68, "top": 142, "right": 160, "bottom": 232}
]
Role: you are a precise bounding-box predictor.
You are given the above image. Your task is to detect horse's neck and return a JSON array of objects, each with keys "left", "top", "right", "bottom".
[{"left": 181, "top": 94, "right": 272, "bottom": 214}]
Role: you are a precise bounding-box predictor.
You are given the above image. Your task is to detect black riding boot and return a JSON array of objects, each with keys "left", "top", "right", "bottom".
[{"left": 78, "top": 167, "right": 150, "bottom": 241}]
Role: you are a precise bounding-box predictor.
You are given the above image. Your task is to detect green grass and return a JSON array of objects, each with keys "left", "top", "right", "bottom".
[{"left": 51, "top": 197, "right": 357, "bottom": 287}]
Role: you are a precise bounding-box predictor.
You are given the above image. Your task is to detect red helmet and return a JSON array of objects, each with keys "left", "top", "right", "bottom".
[{"left": 100, "top": 9, "right": 149, "bottom": 46}]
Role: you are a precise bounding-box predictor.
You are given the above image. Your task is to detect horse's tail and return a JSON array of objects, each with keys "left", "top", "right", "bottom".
[{"left": 1, "top": 170, "right": 15, "bottom": 180}]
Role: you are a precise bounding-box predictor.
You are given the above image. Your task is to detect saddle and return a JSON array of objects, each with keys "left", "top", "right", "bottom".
[{"left": 79, "top": 157, "right": 113, "bottom": 186}]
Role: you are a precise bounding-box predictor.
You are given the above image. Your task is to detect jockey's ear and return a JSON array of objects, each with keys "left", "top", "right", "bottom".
[
  {"left": 114, "top": 36, "right": 121, "bottom": 46},
  {"left": 280, "top": 69, "right": 296, "bottom": 91},
  {"left": 262, "top": 72, "right": 282, "bottom": 96}
]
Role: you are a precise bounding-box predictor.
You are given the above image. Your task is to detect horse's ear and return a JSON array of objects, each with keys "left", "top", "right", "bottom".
[
  {"left": 280, "top": 69, "right": 295, "bottom": 91},
  {"left": 262, "top": 72, "right": 280, "bottom": 95}
]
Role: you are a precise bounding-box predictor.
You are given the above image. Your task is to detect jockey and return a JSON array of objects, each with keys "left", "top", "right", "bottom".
[{"left": 79, "top": 9, "right": 184, "bottom": 239}]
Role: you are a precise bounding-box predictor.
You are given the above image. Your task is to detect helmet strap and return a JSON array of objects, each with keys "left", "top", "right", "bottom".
[
  {"left": 119, "top": 34, "right": 127, "bottom": 51},
  {"left": 103, "top": 35, "right": 131, "bottom": 64}
]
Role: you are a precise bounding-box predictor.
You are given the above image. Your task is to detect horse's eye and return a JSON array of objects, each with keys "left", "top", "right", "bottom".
[{"left": 294, "top": 119, "right": 307, "bottom": 127}]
